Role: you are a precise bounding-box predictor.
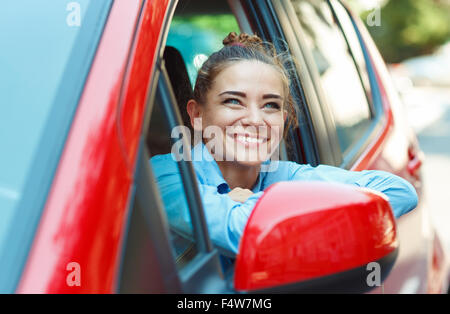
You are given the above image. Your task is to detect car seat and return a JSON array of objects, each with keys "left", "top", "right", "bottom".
[{"left": 146, "top": 46, "right": 194, "bottom": 156}]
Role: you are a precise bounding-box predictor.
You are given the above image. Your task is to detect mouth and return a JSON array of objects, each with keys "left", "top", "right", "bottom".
[{"left": 228, "top": 133, "right": 268, "bottom": 147}]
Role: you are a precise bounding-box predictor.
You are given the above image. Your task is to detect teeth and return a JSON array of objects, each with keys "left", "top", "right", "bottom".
[{"left": 236, "top": 135, "right": 264, "bottom": 144}]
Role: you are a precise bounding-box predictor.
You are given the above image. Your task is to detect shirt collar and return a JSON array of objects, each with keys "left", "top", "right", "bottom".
[
  {"left": 192, "top": 143, "right": 228, "bottom": 191},
  {"left": 191, "top": 142, "right": 268, "bottom": 194}
]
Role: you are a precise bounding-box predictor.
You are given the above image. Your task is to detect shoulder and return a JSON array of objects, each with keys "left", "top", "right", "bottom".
[
  {"left": 150, "top": 153, "right": 178, "bottom": 177},
  {"left": 150, "top": 153, "right": 206, "bottom": 182},
  {"left": 150, "top": 153, "right": 176, "bottom": 166},
  {"left": 268, "top": 160, "right": 313, "bottom": 174},
  {"left": 262, "top": 160, "right": 311, "bottom": 185}
]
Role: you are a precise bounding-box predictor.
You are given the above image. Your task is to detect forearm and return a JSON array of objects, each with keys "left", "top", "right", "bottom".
[
  {"left": 353, "top": 169, "right": 418, "bottom": 218},
  {"left": 290, "top": 163, "right": 418, "bottom": 218}
]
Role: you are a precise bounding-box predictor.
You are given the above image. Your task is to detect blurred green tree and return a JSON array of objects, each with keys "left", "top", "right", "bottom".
[{"left": 349, "top": 0, "right": 450, "bottom": 63}]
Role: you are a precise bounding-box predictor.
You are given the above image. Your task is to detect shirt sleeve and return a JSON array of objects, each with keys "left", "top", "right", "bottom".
[
  {"left": 288, "top": 163, "right": 418, "bottom": 218},
  {"left": 150, "top": 155, "right": 263, "bottom": 254},
  {"left": 196, "top": 185, "right": 263, "bottom": 254}
]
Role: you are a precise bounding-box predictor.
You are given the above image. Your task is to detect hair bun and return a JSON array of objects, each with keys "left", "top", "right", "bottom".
[{"left": 223, "top": 32, "right": 263, "bottom": 47}]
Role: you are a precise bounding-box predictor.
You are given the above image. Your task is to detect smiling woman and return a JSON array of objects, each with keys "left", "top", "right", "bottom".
[
  {"left": 187, "top": 33, "right": 297, "bottom": 177},
  {"left": 0, "top": 0, "right": 112, "bottom": 292}
]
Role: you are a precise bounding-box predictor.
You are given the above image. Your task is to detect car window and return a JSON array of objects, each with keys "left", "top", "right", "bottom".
[
  {"left": 290, "top": 0, "right": 373, "bottom": 156},
  {"left": 166, "top": 0, "right": 240, "bottom": 85}
]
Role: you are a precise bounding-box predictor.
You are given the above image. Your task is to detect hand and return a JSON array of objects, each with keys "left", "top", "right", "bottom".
[{"left": 228, "top": 187, "right": 254, "bottom": 203}]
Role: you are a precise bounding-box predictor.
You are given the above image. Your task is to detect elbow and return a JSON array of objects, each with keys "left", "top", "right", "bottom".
[
  {"left": 396, "top": 180, "right": 419, "bottom": 218},
  {"left": 408, "top": 183, "right": 419, "bottom": 213}
]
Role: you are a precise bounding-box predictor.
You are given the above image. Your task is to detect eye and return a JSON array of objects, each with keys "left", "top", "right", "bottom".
[
  {"left": 264, "top": 102, "right": 281, "bottom": 110},
  {"left": 223, "top": 98, "right": 242, "bottom": 106}
]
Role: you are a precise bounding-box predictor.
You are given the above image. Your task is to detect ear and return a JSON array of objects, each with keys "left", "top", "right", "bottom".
[
  {"left": 187, "top": 99, "right": 203, "bottom": 131},
  {"left": 283, "top": 109, "right": 288, "bottom": 123}
]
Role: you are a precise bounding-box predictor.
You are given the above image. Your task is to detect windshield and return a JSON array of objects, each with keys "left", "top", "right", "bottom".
[{"left": 0, "top": 0, "right": 112, "bottom": 292}]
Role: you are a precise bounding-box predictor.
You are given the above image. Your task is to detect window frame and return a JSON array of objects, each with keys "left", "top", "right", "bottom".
[
  {"left": 329, "top": 0, "right": 386, "bottom": 169},
  {"left": 318, "top": 0, "right": 378, "bottom": 163},
  {"left": 118, "top": 107, "right": 183, "bottom": 293}
]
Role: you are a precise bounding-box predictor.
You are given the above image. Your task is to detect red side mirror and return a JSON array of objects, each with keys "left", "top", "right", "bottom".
[{"left": 234, "top": 181, "right": 399, "bottom": 293}]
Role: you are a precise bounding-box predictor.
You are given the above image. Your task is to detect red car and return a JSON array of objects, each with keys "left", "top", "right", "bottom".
[{"left": 1, "top": 0, "right": 449, "bottom": 293}]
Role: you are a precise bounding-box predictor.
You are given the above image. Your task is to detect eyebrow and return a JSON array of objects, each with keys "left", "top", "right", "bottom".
[
  {"left": 218, "top": 91, "right": 283, "bottom": 100},
  {"left": 263, "top": 93, "right": 283, "bottom": 100},
  {"left": 218, "top": 91, "right": 245, "bottom": 97}
]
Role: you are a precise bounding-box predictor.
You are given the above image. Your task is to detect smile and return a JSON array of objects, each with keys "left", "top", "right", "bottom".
[
  {"left": 229, "top": 133, "right": 268, "bottom": 146},
  {"left": 236, "top": 135, "right": 264, "bottom": 144}
]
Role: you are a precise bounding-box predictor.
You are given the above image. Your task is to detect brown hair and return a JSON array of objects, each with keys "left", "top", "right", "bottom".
[{"left": 193, "top": 32, "right": 298, "bottom": 137}]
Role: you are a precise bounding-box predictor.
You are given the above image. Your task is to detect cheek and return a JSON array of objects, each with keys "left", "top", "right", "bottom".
[
  {"left": 203, "top": 107, "right": 240, "bottom": 129},
  {"left": 266, "top": 114, "right": 285, "bottom": 138}
]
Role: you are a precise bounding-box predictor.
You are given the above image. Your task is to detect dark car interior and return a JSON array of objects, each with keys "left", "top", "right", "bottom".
[{"left": 146, "top": 46, "right": 194, "bottom": 157}]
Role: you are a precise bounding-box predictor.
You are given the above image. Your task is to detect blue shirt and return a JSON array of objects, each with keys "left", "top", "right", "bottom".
[{"left": 150, "top": 143, "right": 418, "bottom": 254}]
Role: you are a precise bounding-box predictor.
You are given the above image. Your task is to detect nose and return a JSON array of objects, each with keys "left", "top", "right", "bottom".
[{"left": 243, "top": 105, "right": 265, "bottom": 127}]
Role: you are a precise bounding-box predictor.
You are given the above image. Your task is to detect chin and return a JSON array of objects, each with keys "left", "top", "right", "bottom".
[
  {"left": 232, "top": 150, "right": 272, "bottom": 167},
  {"left": 220, "top": 137, "right": 281, "bottom": 166},
  {"left": 233, "top": 159, "right": 264, "bottom": 167}
]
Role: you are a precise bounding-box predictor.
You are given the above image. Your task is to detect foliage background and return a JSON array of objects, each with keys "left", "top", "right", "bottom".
[{"left": 347, "top": 0, "right": 450, "bottom": 63}]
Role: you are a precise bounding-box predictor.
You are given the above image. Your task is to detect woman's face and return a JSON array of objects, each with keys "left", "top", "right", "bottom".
[{"left": 189, "top": 60, "right": 287, "bottom": 166}]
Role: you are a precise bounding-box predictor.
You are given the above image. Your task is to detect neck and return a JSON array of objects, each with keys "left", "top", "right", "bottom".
[{"left": 216, "top": 161, "right": 260, "bottom": 190}]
